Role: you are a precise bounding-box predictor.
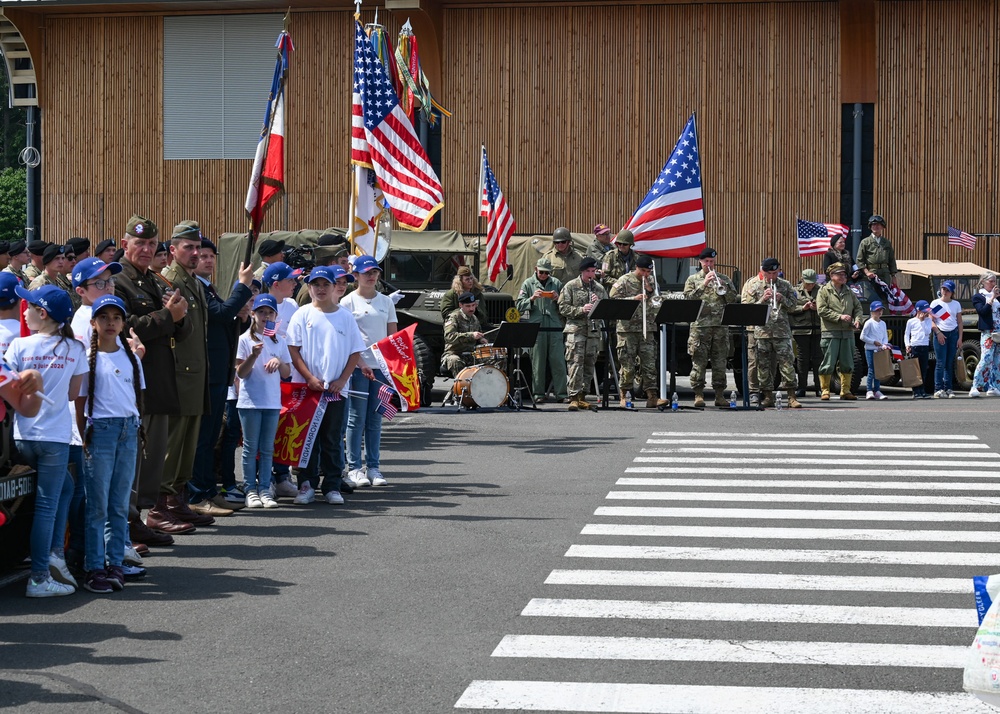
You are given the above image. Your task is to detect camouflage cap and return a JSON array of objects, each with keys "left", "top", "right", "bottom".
[
  {"left": 126, "top": 214, "right": 158, "bottom": 239},
  {"left": 171, "top": 220, "right": 203, "bottom": 241}
]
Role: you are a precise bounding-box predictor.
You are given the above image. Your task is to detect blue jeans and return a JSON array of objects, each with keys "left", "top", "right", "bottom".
[
  {"left": 346, "top": 368, "right": 385, "bottom": 471},
  {"left": 83, "top": 417, "right": 138, "bottom": 571},
  {"left": 18, "top": 439, "right": 72, "bottom": 578},
  {"left": 238, "top": 408, "right": 280, "bottom": 493},
  {"left": 865, "top": 350, "right": 881, "bottom": 393},
  {"left": 67, "top": 444, "right": 86, "bottom": 555},
  {"left": 933, "top": 328, "right": 960, "bottom": 391}
]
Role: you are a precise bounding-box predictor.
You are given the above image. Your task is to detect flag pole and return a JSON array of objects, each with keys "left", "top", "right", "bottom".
[{"left": 477, "top": 143, "right": 484, "bottom": 281}]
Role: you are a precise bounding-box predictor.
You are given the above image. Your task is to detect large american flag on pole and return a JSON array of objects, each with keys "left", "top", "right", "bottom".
[
  {"left": 948, "top": 225, "right": 977, "bottom": 250},
  {"left": 796, "top": 219, "right": 849, "bottom": 257},
  {"left": 478, "top": 146, "right": 516, "bottom": 281},
  {"left": 624, "top": 113, "right": 704, "bottom": 257},
  {"left": 351, "top": 20, "right": 443, "bottom": 231}
]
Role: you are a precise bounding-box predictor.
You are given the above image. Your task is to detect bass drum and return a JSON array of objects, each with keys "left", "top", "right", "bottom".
[{"left": 452, "top": 365, "right": 509, "bottom": 409}]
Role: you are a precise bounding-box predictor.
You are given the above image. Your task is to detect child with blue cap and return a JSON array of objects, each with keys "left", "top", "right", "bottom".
[{"left": 861, "top": 301, "right": 890, "bottom": 400}]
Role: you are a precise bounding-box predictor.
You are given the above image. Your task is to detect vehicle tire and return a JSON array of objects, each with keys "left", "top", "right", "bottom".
[
  {"left": 958, "top": 338, "right": 980, "bottom": 390},
  {"left": 413, "top": 335, "right": 437, "bottom": 407}
]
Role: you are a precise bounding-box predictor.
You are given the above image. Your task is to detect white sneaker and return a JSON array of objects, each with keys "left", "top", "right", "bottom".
[
  {"left": 325, "top": 490, "right": 345, "bottom": 505},
  {"left": 947, "top": 389, "right": 956, "bottom": 398},
  {"left": 260, "top": 492, "right": 279, "bottom": 509},
  {"left": 273, "top": 480, "right": 299, "bottom": 499},
  {"left": 368, "top": 468, "right": 387, "bottom": 486},
  {"left": 342, "top": 472, "right": 360, "bottom": 488},
  {"left": 349, "top": 468, "right": 371, "bottom": 487},
  {"left": 245, "top": 490, "right": 263, "bottom": 509},
  {"left": 293, "top": 484, "right": 315, "bottom": 505},
  {"left": 875, "top": 391, "right": 887, "bottom": 400},
  {"left": 865, "top": 391, "right": 875, "bottom": 400},
  {"left": 988, "top": 388, "right": 1000, "bottom": 397},
  {"left": 26, "top": 574, "right": 74, "bottom": 598},
  {"left": 933, "top": 390, "right": 945, "bottom": 398},
  {"left": 970, "top": 388, "right": 982, "bottom": 398},
  {"left": 48, "top": 553, "right": 78, "bottom": 588},
  {"left": 123, "top": 544, "right": 144, "bottom": 567}
]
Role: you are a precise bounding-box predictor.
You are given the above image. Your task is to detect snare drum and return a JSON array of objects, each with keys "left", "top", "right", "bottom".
[
  {"left": 452, "top": 365, "right": 509, "bottom": 409},
  {"left": 473, "top": 345, "right": 507, "bottom": 365}
]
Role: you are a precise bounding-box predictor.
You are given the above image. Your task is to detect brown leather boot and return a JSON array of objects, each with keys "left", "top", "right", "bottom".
[
  {"left": 190, "top": 499, "right": 234, "bottom": 518},
  {"left": 839, "top": 372, "right": 857, "bottom": 400},
  {"left": 166, "top": 494, "right": 215, "bottom": 526},
  {"left": 693, "top": 389, "right": 705, "bottom": 408},
  {"left": 787, "top": 394, "right": 802, "bottom": 408},
  {"left": 646, "top": 389, "right": 667, "bottom": 408},
  {"left": 761, "top": 391, "right": 775, "bottom": 408},
  {"left": 145, "top": 495, "right": 196, "bottom": 535},
  {"left": 130, "top": 515, "right": 175, "bottom": 546}
]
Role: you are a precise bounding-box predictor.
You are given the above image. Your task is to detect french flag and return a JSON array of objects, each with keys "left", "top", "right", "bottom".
[
  {"left": 890, "top": 345, "right": 903, "bottom": 361},
  {"left": 931, "top": 303, "right": 952, "bottom": 322}
]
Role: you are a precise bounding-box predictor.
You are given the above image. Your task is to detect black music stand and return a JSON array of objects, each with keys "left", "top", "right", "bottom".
[
  {"left": 393, "top": 291, "right": 420, "bottom": 309},
  {"left": 722, "top": 303, "right": 769, "bottom": 410},
  {"left": 493, "top": 321, "right": 540, "bottom": 410},
  {"left": 589, "top": 298, "right": 640, "bottom": 409},
  {"left": 655, "top": 299, "right": 703, "bottom": 398}
]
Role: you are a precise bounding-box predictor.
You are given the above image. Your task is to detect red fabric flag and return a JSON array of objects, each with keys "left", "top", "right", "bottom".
[
  {"left": 370, "top": 324, "right": 421, "bottom": 412},
  {"left": 273, "top": 382, "right": 325, "bottom": 467},
  {"left": 479, "top": 146, "right": 516, "bottom": 281}
]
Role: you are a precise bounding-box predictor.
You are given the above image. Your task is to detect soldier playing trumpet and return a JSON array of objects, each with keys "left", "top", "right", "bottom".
[
  {"left": 610, "top": 254, "right": 667, "bottom": 408},
  {"left": 558, "top": 257, "right": 607, "bottom": 412},
  {"left": 683, "top": 247, "right": 737, "bottom": 407},
  {"left": 741, "top": 257, "right": 802, "bottom": 408}
]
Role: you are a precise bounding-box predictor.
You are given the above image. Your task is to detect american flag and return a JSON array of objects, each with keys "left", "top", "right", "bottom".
[
  {"left": 624, "top": 113, "right": 704, "bottom": 257},
  {"left": 478, "top": 146, "right": 516, "bottom": 281},
  {"left": 796, "top": 219, "right": 849, "bottom": 257},
  {"left": 262, "top": 320, "right": 278, "bottom": 337},
  {"left": 948, "top": 225, "right": 977, "bottom": 250},
  {"left": 376, "top": 382, "right": 398, "bottom": 420},
  {"left": 350, "top": 21, "right": 443, "bottom": 232},
  {"left": 871, "top": 275, "right": 915, "bottom": 316}
]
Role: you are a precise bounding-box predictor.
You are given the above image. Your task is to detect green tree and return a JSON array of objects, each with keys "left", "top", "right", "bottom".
[{"left": 0, "top": 167, "right": 26, "bottom": 240}]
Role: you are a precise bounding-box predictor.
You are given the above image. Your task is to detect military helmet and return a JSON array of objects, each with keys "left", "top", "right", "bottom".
[
  {"left": 552, "top": 226, "right": 572, "bottom": 243},
  {"left": 615, "top": 229, "right": 635, "bottom": 245},
  {"left": 868, "top": 214, "right": 886, "bottom": 226}
]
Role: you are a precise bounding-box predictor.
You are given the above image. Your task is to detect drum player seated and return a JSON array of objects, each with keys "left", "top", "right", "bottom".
[{"left": 441, "top": 291, "right": 489, "bottom": 377}]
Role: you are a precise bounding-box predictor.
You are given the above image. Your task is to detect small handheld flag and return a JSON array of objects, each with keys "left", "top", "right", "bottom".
[
  {"left": 931, "top": 303, "right": 952, "bottom": 322},
  {"left": 263, "top": 320, "right": 278, "bottom": 337},
  {"left": 376, "top": 382, "right": 398, "bottom": 420}
]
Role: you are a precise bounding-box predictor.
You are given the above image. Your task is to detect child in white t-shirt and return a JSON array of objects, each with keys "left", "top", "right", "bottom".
[
  {"left": 5, "top": 285, "right": 87, "bottom": 598},
  {"left": 286, "top": 266, "right": 366, "bottom": 506},
  {"left": 0, "top": 272, "right": 22, "bottom": 354},
  {"left": 74, "top": 295, "right": 146, "bottom": 594},
  {"left": 235, "top": 294, "right": 291, "bottom": 509},
  {"left": 860, "top": 301, "right": 890, "bottom": 400}
]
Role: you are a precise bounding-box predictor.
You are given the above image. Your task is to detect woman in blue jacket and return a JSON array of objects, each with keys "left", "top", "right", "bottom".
[{"left": 970, "top": 272, "right": 1000, "bottom": 397}]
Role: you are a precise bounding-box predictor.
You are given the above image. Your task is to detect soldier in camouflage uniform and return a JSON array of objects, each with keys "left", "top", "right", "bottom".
[
  {"left": 740, "top": 257, "right": 802, "bottom": 408},
  {"left": 683, "top": 247, "right": 737, "bottom": 407},
  {"left": 585, "top": 223, "right": 614, "bottom": 263},
  {"left": 253, "top": 238, "right": 286, "bottom": 281},
  {"left": 600, "top": 229, "right": 637, "bottom": 292},
  {"left": 23, "top": 240, "right": 47, "bottom": 282},
  {"left": 3, "top": 240, "right": 29, "bottom": 284},
  {"left": 610, "top": 254, "right": 667, "bottom": 408},
  {"left": 441, "top": 292, "right": 488, "bottom": 377},
  {"left": 558, "top": 257, "right": 607, "bottom": 411},
  {"left": 515, "top": 257, "right": 567, "bottom": 402},
  {"left": 29, "top": 243, "right": 81, "bottom": 310},
  {"left": 855, "top": 214, "right": 897, "bottom": 300},
  {"left": 543, "top": 227, "right": 583, "bottom": 285},
  {"left": 816, "top": 262, "right": 863, "bottom": 400},
  {"left": 788, "top": 268, "right": 822, "bottom": 397}
]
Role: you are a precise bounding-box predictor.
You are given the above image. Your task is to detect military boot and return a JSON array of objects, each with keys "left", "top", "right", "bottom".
[
  {"left": 714, "top": 392, "right": 729, "bottom": 407},
  {"left": 646, "top": 389, "right": 667, "bottom": 408},
  {"left": 693, "top": 389, "right": 705, "bottom": 408},
  {"left": 761, "top": 391, "right": 775, "bottom": 408},
  {"left": 567, "top": 395, "right": 581, "bottom": 411},
  {"left": 839, "top": 372, "right": 857, "bottom": 400},
  {"left": 787, "top": 393, "right": 802, "bottom": 408},
  {"left": 819, "top": 374, "right": 832, "bottom": 400}
]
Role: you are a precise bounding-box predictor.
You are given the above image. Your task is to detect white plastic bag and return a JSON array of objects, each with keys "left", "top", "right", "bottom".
[{"left": 964, "top": 574, "right": 1000, "bottom": 708}]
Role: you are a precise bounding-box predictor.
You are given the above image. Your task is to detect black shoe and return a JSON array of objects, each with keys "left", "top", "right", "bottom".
[
  {"left": 340, "top": 481, "right": 355, "bottom": 494},
  {"left": 795, "top": 389, "right": 806, "bottom": 398}
]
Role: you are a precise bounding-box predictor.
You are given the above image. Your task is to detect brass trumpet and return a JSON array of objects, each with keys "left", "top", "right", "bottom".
[{"left": 706, "top": 270, "right": 727, "bottom": 296}]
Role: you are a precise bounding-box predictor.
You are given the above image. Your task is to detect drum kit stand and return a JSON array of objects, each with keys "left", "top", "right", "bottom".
[{"left": 446, "top": 322, "right": 540, "bottom": 412}]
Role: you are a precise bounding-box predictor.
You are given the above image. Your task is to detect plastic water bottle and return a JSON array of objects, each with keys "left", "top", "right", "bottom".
[
  {"left": 671, "top": 392, "right": 679, "bottom": 411},
  {"left": 729, "top": 390, "right": 737, "bottom": 409},
  {"left": 625, "top": 390, "right": 633, "bottom": 409},
  {"left": 775, "top": 391, "right": 784, "bottom": 410}
]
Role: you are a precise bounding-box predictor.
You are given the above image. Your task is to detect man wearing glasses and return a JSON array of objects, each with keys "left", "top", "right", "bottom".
[
  {"left": 515, "top": 257, "right": 567, "bottom": 403},
  {"left": 543, "top": 226, "right": 583, "bottom": 285}
]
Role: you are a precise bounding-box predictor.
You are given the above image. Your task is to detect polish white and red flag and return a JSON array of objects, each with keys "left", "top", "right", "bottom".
[
  {"left": 624, "top": 113, "right": 705, "bottom": 257},
  {"left": 245, "top": 30, "right": 293, "bottom": 234},
  {"left": 351, "top": 20, "right": 443, "bottom": 231}
]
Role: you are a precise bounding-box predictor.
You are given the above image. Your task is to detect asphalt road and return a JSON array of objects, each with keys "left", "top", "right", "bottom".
[{"left": 2, "top": 380, "right": 1000, "bottom": 713}]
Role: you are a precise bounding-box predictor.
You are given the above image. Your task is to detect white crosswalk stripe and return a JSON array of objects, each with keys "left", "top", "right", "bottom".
[{"left": 456, "top": 430, "right": 988, "bottom": 711}]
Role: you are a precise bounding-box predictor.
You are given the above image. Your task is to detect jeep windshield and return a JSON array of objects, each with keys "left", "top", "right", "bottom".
[{"left": 384, "top": 251, "right": 476, "bottom": 289}]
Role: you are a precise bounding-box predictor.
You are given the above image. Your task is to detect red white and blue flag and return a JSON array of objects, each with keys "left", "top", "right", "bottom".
[
  {"left": 796, "top": 219, "right": 849, "bottom": 257},
  {"left": 948, "top": 225, "right": 977, "bottom": 251},
  {"left": 871, "top": 275, "right": 915, "bottom": 316},
  {"left": 376, "top": 382, "right": 398, "bottom": 421},
  {"left": 479, "top": 145, "right": 516, "bottom": 281},
  {"left": 931, "top": 303, "right": 952, "bottom": 322},
  {"left": 624, "top": 113, "right": 705, "bottom": 257},
  {"left": 245, "top": 30, "right": 293, "bottom": 234},
  {"left": 890, "top": 345, "right": 903, "bottom": 361},
  {"left": 351, "top": 20, "right": 443, "bottom": 231},
  {"left": 263, "top": 320, "right": 278, "bottom": 337}
]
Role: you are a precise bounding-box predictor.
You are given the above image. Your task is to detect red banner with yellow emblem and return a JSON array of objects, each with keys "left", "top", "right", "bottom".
[
  {"left": 273, "top": 382, "right": 327, "bottom": 467},
  {"left": 370, "top": 323, "right": 420, "bottom": 412}
]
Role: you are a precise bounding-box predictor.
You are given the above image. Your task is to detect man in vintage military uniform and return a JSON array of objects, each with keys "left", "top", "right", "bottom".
[
  {"left": 816, "top": 261, "right": 863, "bottom": 400},
  {"left": 789, "top": 268, "right": 823, "bottom": 397},
  {"left": 3, "top": 240, "right": 29, "bottom": 283},
  {"left": 585, "top": 223, "right": 614, "bottom": 262},
  {"left": 610, "top": 254, "right": 667, "bottom": 408},
  {"left": 114, "top": 214, "right": 193, "bottom": 545},
  {"left": 543, "top": 227, "right": 583, "bottom": 285},
  {"left": 441, "top": 292, "right": 488, "bottom": 377},
  {"left": 23, "top": 240, "right": 47, "bottom": 281},
  {"left": 741, "top": 257, "right": 802, "bottom": 408},
  {"left": 855, "top": 214, "right": 898, "bottom": 300},
  {"left": 558, "top": 256, "right": 607, "bottom": 411},
  {"left": 683, "top": 247, "right": 737, "bottom": 407},
  {"left": 515, "top": 257, "right": 567, "bottom": 403},
  {"left": 600, "top": 229, "right": 637, "bottom": 292}
]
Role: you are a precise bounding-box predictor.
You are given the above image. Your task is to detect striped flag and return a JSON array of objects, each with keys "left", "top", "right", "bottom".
[
  {"left": 245, "top": 29, "right": 293, "bottom": 234},
  {"left": 890, "top": 345, "right": 903, "bottom": 361},
  {"left": 376, "top": 382, "right": 398, "bottom": 420},
  {"left": 351, "top": 20, "right": 443, "bottom": 231},
  {"left": 871, "top": 275, "right": 915, "bottom": 316},
  {"left": 948, "top": 225, "right": 977, "bottom": 250},
  {"left": 796, "top": 219, "right": 849, "bottom": 257},
  {"left": 262, "top": 320, "right": 278, "bottom": 337},
  {"left": 624, "top": 113, "right": 705, "bottom": 257},
  {"left": 478, "top": 146, "right": 516, "bottom": 281},
  {"left": 931, "top": 303, "right": 952, "bottom": 322}
]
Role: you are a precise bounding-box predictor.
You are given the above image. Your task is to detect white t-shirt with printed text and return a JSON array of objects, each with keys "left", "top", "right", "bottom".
[
  {"left": 236, "top": 330, "right": 291, "bottom": 410},
  {"left": 77, "top": 347, "right": 146, "bottom": 419},
  {"left": 5, "top": 334, "right": 87, "bottom": 442},
  {"left": 285, "top": 305, "right": 366, "bottom": 386}
]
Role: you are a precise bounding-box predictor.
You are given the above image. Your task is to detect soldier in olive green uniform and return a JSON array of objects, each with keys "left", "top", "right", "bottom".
[
  {"left": 441, "top": 292, "right": 488, "bottom": 377},
  {"left": 610, "top": 254, "right": 666, "bottom": 408},
  {"left": 855, "top": 214, "right": 897, "bottom": 299},
  {"left": 585, "top": 223, "right": 614, "bottom": 263},
  {"left": 788, "top": 268, "right": 822, "bottom": 397},
  {"left": 29, "top": 244, "right": 76, "bottom": 308},
  {"left": 515, "top": 257, "right": 567, "bottom": 402},
  {"left": 600, "top": 230, "right": 638, "bottom": 293},
  {"left": 3, "top": 240, "right": 29, "bottom": 284},
  {"left": 543, "top": 227, "right": 583, "bottom": 285},
  {"left": 683, "top": 247, "right": 737, "bottom": 407},
  {"left": 816, "top": 262, "right": 863, "bottom": 400},
  {"left": 253, "top": 238, "right": 286, "bottom": 281},
  {"left": 741, "top": 257, "right": 802, "bottom": 408},
  {"left": 558, "top": 257, "right": 607, "bottom": 411},
  {"left": 23, "top": 240, "right": 46, "bottom": 282}
]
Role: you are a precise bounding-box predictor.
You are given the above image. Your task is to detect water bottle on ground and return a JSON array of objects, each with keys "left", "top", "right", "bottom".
[
  {"left": 625, "top": 390, "right": 633, "bottom": 409},
  {"left": 729, "top": 390, "right": 737, "bottom": 409},
  {"left": 671, "top": 392, "right": 679, "bottom": 411},
  {"left": 775, "top": 390, "right": 784, "bottom": 410}
]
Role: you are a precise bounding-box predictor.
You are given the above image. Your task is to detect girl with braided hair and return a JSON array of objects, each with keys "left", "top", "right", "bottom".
[{"left": 74, "top": 295, "right": 145, "bottom": 594}]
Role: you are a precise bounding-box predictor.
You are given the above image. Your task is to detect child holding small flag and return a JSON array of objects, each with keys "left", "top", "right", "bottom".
[
  {"left": 235, "top": 294, "right": 291, "bottom": 509},
  {"left": 861, "top": 301, "right": 889, "bottom": 400},
  {"left": 930, "top": 280, "right": 963, "bottom": 398},
  {"left": 905, "top": 300, "right": 933, "bottom": 399}
]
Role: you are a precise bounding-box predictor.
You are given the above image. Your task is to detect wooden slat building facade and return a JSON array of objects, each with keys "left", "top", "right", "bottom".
[{"left": 1, "top": 0, "right": 998, "bottom": 280}]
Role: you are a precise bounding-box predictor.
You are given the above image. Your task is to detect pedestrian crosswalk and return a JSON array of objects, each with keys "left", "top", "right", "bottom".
[{"left": 454, "top": 430, "right": 993, "bottom": 712}]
